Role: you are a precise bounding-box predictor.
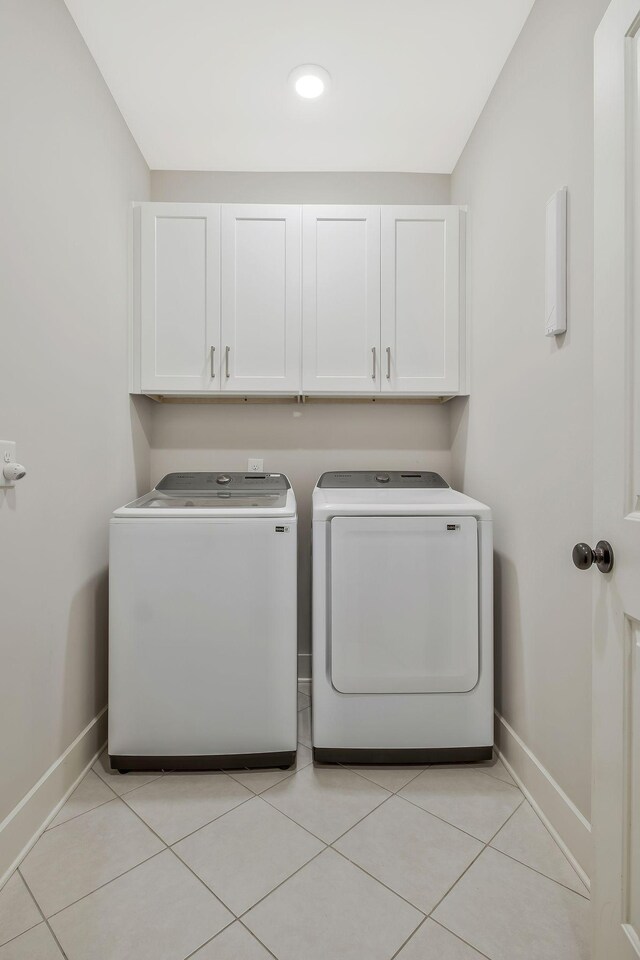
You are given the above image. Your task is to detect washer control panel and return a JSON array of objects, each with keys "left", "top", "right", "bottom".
[
  {"left": 317, "top": 471, "right": 449, "bottom": 489},
  {"left": 156, "top": 472, "right": 290, "bottom": 493}
]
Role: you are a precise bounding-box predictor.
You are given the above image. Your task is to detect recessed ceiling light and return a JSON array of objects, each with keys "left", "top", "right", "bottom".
[{"left": 289, "top": 64, "right": 331, "bottom": 100}]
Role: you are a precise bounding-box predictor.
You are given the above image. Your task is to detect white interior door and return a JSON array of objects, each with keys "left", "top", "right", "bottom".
[
  {"left": 381, "top": 206, "right": 461, "bottom": 394},
  {"left": 593, "top": 4, "right": 640, "bottom": 957},
  {"left": 329, "top": 516, "right": 479, "bottom": 694},
  {"left": 302, "top": 205, "right": 381, "bottom": 393},
  {"left": 221, "top": 205, "right": 301, "bottom": 393},
  {"left": 140, "top": 203, "right": 220, "bottom": 392}
]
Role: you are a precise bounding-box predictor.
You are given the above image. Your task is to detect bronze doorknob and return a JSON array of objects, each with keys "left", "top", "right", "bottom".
[{"left": 572, "top": 541, "right": 614, "bottom": 574}]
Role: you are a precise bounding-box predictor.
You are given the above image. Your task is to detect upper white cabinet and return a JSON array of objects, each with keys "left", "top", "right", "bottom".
[
  {"left": 132, "top": 201, "right": 467, "bottom": 398},
  {"left": 302, "top": 206, "right": 381, "bottom": 394},
  {"left": 381, "top": 206, "right": 461, "bottom": 395},
  {"left": 221, "top": 205, "right": 301, "bottom": 393},
  {"left": 138, "top": 203, "right": 220, "bottom": 393}
]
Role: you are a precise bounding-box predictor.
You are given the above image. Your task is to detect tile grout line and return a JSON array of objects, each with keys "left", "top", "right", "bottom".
[
  {"left": 99, "top": 773, "right": 164, "bottom": 799},
  {"left": 323, "top": 791, "right": 539, "bottom": 955},
  {"left": 0, "top": 914, "right": 44, "bottom": 953},
  {"left": 123, "top": 774, "right": 255, "bottom": 847},
  {"left": 471, "top": 766, "right": 521, "bottom": 789},
  {"left": 339, "top": 762, "right": 432, "bottom": 794},
  {"left": 165, "top": 799, "right": 328, "bottom": 926},
  {"left": 486, "top": 843, "right": 591, "bottom": 901},
  {"left": 45, "top": 795, "right": 117, "bottom": 834},
  {"left": 395, "top": 789, "right": 513, "bottom": 845},
  {"left": 18, "top": 792, "right": 172, "bottom": 924},
  {"left": 423, "top": 797, "right": 526, "bottom": 923},
  {"left": 215, "top": 790, "right": 418, "bottom": 924},
  {"left": 0, "top": 921, "right": 42, "bottom": 952},
  {"left": 499, "top": 801, "right": 592, "bottom": 897},
  {"left": 326, "top": 787, "right": 403, "bottom": 848},
  {"left": 236, "top": 846, "right": 329, "bottom": 922},
  {"left": 181, "top": 919, "right": 281, "bottom": 960},
  {"left": 410, "top": 802, "right": 534, "bottom": 960},
  {"left": 388, "top": 915, "right": 431, "bottom": 960},
  {"left": 93, "top": 758, "right": 164, "bottom": 797},
  {"left": 18, "top": 867, "right": 71, "bottom": 960},
  {"left": 259, "top": 774, "right": 394, "bottom": 847},
  {"left": 237, "top": 918, "right": 282, "bottom": 960},
  {"left": 203, "top": 787, "right": 432, "bottom": 925},
  {"left": 223, "top": 745, "right": 312, "bottom": 793},
  {"left": 42, "top": 848, "right": 168, "bottom": 923},
  {"left": 431, "top": 917, "right": 495, "bottom": 960},
  {"left": 43, "top": 765, "right": 126, "bottom": 835},
  {"left": 329, "top": 845, "right": 427, "bottom": 919},
  {"left": 170, "top": 842, "right": 248, "bottom": 919}
]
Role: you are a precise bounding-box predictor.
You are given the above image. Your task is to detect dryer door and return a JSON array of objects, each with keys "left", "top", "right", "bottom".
[{"left": 330, "top": 515, "right": 478, "bottom": 693}]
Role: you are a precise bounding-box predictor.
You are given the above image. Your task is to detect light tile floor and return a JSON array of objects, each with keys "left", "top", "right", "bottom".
[{"left": 0, "top": 684, "right": 591, "bottom": 960}]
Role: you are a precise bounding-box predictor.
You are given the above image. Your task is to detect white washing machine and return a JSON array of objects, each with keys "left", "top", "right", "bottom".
[
  {"left": 312, "top": 471, "right": 493, "bottom": 763},
  {"left": 109, "top": 472, "right": 297, "bottom": 771}
]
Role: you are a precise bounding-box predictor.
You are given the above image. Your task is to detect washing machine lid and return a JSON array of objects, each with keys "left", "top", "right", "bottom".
[{"left": 113, "top": 473, "right": 296, "bottom": 518}]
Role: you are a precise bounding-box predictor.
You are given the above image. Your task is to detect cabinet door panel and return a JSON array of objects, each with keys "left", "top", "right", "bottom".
[
  {"left": 303, "top": 206, "right": 380, "bottom": 393},
  {"left": 140, "top": 203, "right": 220, "bottom": 392},
  {"left": 221, "top": 205, "right": 301, "bottom": 392},
  {"left": 381, "top": 206, "right": 460, "bottom": 394}
]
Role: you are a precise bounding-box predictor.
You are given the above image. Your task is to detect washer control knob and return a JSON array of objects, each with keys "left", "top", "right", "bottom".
[
  {"left": 216, "top": 475, "right": 231, "bottom": 485},
  {"left": 375, "top": 473, "right": 391, "bottom": 483}
]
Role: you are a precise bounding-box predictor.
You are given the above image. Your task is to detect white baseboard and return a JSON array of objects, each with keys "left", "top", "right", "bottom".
[
  {"left": 494, "top": 711, "right": 592, "bottom": 885},
  {"left": 0, "top": 708, "right": 108, "bottom": 889}
]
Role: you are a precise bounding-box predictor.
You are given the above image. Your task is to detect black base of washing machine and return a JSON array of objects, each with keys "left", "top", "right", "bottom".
[{"left": 109, "top": 750, "right": 297, "bottom": 774}]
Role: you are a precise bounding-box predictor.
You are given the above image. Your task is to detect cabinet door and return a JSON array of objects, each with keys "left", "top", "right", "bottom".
[
  {"left": 221, "top": 205, "right": 301, "bottom": 393},
  {"left": 140, "top": 203, "right": 220, "bottom": 392},
  {"left": 303, "top": 206, "right": 381, "bottom": 393},
  {"left": 381, "top": 206, "right": 461, "bottom": 394}
]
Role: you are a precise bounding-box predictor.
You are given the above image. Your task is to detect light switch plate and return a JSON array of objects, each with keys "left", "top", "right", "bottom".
[
  {"left": 248, "top": 458, "right": 264, "bottom": 472},
  {"left": 0, "top": 440, "right": 17, "bottom": 488}
]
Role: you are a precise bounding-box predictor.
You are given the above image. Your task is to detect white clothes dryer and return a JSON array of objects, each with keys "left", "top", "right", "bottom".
[
  {"left": 109, "top": 472, "right": 297, "bottom": 772},
  {"left": 312, "top": 471, "right": 493, "bottom": 763}
]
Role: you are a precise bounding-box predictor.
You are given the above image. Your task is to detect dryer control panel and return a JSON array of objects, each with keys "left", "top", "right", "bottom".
[{"left": 317, "top": 471, "right": 449, "bottom": 489}]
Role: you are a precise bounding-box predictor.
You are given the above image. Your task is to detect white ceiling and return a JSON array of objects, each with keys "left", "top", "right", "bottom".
[{"left": 64, "top": 0, "right": 534, "bottom": 173}]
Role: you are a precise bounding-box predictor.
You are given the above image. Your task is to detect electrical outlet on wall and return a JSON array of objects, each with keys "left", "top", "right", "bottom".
[{"left": 248, "top": 458, "right": 264, "bottom": 473}]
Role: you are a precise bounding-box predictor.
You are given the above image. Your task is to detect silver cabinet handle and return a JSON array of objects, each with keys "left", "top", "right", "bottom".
[
  {"left": 210, "top": 345, "right": 216, "bottom": 378},
  {"left": 225, "top": 345, "right": 230, "bottom": 379},
  {"left": 386, "top": 346, "right": 391, "bottom": 380},
  {"left": 371, "top": 346, "right": 376, "bottom": 379}
]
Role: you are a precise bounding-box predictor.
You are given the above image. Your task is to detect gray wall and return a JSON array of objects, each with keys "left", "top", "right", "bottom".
[
  {"left": 150, "top": 168, "right": 452, "bottom": 676},
  {"left": 450, "top": 0, "right": 608, "bottom": 823},
  {"left": 0, "top": 0, "right": 151, "bottom": 830},
  {"left": 150, "top": 171, "right": 450, "bottom": 205}
]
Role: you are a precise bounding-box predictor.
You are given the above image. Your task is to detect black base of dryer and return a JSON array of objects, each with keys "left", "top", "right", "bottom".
[{"left": 313, "top": 745, "right": 494, "bottom": 765}]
